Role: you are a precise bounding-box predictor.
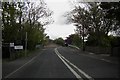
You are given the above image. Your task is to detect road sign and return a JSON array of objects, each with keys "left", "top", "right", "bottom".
[
  {"left": 10, "top": 43, "right": 14, "bottom": 47},
  {"left": 14, "top": 46, "right": 23, "bottom": 49}
]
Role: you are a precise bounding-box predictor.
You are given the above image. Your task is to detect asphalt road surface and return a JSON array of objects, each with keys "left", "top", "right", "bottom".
[{"left": 2, "top": 44, "right": 119, "bottom": 80}]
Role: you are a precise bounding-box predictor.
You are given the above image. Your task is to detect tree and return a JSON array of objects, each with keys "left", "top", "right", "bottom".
[
  {"left": 100, "top": 2, "right": 120, "bottom": 36},
  {"left": 66, "top": 34, "right": 82, "bottom": 47},
  {"left": 2, "top": 2, "right": 19, "bottom": 43},
  {"left": 65, "top": 2, "right": 119, "bottom": 47},
  {"left": 22, "top": 1, "right": 53, "bottom": 49},
  {"left": 2, "top": 1, "right": 53, "bottom": 50},
  {"left": 54, "top": 38, "right": 64, "bottom": 46}
]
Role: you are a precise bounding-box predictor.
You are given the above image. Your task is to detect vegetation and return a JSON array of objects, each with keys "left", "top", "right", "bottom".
[
  {"left": 2, "top": 1, "right": 53, "bottom": 50},
  {"left": 2, "top": 1, "right": 53, "bottom": 59},
  {"left": 65, "top": 34, "right": 82, "bottom": 48},
  {"left": 65, "top": 2, "right": 120, "bottom": 48},
  {"left": 100, "top": 2, "right": 120, "bottom": 36},
  {"left": 54, "top": 37, "right": 64, "bottom": 46}
]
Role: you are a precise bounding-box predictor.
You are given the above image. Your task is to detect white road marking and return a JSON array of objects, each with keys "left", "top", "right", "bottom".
[
  {"left": 5, "top": 55, "right": 38, "bottom": 78},
  {"left": 89, "top": 53, "right": 94, "bottom": 55},
  {"left": 101, "top": 59, "right": 111, "bottom": 63},
  {"left": 68, "top": 45, "right": 80, "bottom": 50},
  {"left": 67, "top": 45, "right": 117, "bottom": 64},
  {"left": 55, "top": 48, "right": 94, "bottom": 80},
  {"left": 78, "top": 53, "right": 118, "bottom": 64},
  {"left": 54, "top": 48, "right": 83, "bottom": 80},
  {"left": 61, "top": 55, "right": 93, "bottom": 79}
]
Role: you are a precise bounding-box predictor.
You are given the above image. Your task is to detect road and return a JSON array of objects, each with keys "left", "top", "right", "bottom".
[{"left": 2, "top": 44, "right": 119, "bottom": 79}]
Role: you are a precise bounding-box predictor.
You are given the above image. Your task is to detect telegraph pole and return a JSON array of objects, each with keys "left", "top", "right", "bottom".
[{"left": 25, "top": 32, "right": 27, "bottom": 56}]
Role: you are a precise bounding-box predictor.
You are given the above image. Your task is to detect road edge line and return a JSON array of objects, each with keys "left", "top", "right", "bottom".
[
  {"left": 68, "top": 45, "right": 80, "bottom": 50},
  {"left": 5, "top": 55, "right": 38, "bottom": 78}
]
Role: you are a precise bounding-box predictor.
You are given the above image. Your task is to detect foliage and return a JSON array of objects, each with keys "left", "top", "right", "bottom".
[
  {"left": 2, "top": 1, "right": 53, "bottom": 50},
  {"left": 100, "top": 2, "right": 120, "bottom": 36},
  {"left": 67, "top": 34, "right": 82, "bottom": 47},
  {"left": 54, "top": 37, "right": 64, "bottom": 46},
  {"left": 65, "top": 2, "right": 119, "bottom": 47},
  {"left": 86, "top": 32, "right": 111, "bottom": 47},
  {"left": 100, "top": 2, "right": 120, "bottom": 22}
]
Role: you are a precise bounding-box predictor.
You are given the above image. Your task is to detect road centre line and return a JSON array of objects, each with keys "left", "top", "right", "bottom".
[
  {"left": 55, "top": 48, "right": 94, "bottom": 80},
  {"left": 54, "top": 48, "right": 83, "bottom": 80},
  {"left": 5, "top": 53, "right": 40, "bottom": 78},
  {"left": 61, "top": 55, "right": 93, "bottom": 79}
]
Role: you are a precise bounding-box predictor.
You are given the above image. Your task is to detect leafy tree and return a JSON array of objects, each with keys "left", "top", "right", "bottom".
[
  {"left": 67, "top": 34, "right": 82, "bottom": 47},
  {"left": 65, "top": 2, "right": 119, "bottom": 47},
  {"left": 2, "top": 1, "right": 53, "bottom": 50},
  {"left": 100, "top": 2, "right": 120, "bottom": 36},
  {"left": 2, "top": 2, "right": 19, "bottom": 43},
  {"left": 54, "top": 38, "right": 64, "bottom": 46}
]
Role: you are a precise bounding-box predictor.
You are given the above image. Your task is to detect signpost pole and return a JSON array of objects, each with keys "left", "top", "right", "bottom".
[
  {"left": 25, "top": 32, "right": 27, "bottom": 56},
  {"left": 10, "top": 43, "right": 14, "bottom": 60},
  {"left": 9, "top": 46, "right": 11, "bottom": 60},
  {"left": 82, "top": 25, "right": 85, "bottom": 51}
]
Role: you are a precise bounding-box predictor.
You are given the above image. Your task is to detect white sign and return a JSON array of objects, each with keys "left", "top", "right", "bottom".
[
  {"left": 14, "top": 46, "right": 23, "bottom": 49},
  {"left": 10, "top": 43, "right": 14, "bottom": 47}
]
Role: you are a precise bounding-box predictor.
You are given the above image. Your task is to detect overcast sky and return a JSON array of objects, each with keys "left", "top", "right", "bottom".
[
  {"left": 44, "top": 0, "right": 76, "bottom": 40},
  {"left": 36, "top": 0, "right": 118, "bottom": 40}
]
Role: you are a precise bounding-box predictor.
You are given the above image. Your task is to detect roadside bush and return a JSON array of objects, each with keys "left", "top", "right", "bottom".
[
  {"left": 54, "top": 38, "right": 64, "bottom": 46},
  {"left": 86, "top": 32, "right": 111, "bottom": 47}
]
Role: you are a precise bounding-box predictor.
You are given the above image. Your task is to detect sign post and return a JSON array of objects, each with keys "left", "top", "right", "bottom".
[
  {"left": 9, "top": 43, "right": 14, "bottom": 60},
  {"left": 25, "top": 32, "right": 27, "bottom": 56}
]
